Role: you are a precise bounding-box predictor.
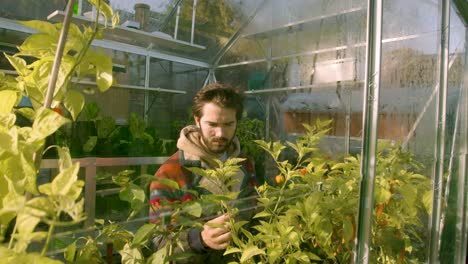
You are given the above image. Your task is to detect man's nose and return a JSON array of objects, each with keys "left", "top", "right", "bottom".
[{"left": 214, "top": 126, "right": 225, "bottom": 137}]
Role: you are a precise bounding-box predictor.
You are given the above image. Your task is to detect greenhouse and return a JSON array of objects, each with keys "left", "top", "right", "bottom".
[{"left": 0, "top": 0, "right": 467, "bottom": 263}]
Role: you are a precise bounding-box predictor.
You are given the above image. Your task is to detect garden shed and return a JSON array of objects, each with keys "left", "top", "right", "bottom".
[{"left": 0, "top": 0, "right": 467, "bottom": 263}]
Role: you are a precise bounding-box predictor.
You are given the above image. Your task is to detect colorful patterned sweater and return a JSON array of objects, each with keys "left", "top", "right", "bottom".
[{"left": 149, "top": 126, "right": 258, "bottom": 263}]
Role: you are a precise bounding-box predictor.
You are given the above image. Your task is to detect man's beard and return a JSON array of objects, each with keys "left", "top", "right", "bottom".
[{"left": 200, "top": 130, "right": 234, "bottom": 154}]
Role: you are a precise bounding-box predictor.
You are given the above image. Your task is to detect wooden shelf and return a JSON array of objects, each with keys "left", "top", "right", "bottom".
[{"left": 47, "top": 10, "right": 206, "bottom": 52}]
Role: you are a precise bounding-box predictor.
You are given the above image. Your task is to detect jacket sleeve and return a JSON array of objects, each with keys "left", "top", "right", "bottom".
[{"left": 149, "top": 155, "right": 209, "bottom": 257}]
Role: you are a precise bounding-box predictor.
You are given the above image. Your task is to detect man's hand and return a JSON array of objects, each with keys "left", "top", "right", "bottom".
[{"left": 200, "top": 214, "right": 232, "bottom": 250}]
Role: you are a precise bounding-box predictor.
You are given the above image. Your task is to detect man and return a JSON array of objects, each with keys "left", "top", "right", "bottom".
[{"left": 149, "top": 83, "right": 258, "bottom": 262}]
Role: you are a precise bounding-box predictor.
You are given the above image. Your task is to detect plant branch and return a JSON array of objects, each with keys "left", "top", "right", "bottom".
[
  {"left": 7, "top": 220, "right": 18, "bottom": 250},
  {"left": 41, "top": 213, "right": 59, "bottom": 256}
]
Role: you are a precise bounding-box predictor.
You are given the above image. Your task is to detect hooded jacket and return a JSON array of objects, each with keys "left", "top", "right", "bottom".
[{"left": 149, "top": 125, "right": 258, "bottom": 263}]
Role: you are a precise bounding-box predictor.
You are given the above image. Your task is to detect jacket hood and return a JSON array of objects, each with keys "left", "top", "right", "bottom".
[{"left": 176, "top": 125, "right": 241, "bottom": 168}]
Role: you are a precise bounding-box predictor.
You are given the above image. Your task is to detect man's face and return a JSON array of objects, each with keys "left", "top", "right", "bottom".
[{"left": 194, "top": 102, "right": 237, "bottom": 154}]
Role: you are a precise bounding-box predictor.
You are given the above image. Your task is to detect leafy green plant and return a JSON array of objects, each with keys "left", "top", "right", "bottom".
[
  {"left": 0, "top": 0, "right": 118, "bottom": 262},
  {"left": 79, "top": 119, "right": 432, "bottom": 263},
  {"left": 222, "top": 120, "right": 433, "bottom": 263},
  {"left": 237, "top": 117, "right": 265, "bottom": 182},
  {"left": 84, "top": 101, "right": 100, "bottom": 122},
  {"left": 128, "top": 112, "right": 153, "bottom": 145}
]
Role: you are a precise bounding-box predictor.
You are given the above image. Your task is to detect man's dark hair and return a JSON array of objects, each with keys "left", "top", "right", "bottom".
[{"left": 192, "top": 83, "right": 244, "bottom": 121}]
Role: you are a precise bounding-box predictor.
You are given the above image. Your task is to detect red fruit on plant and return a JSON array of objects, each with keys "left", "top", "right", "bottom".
[{"left": 53, "top": 106, "right": 63, "bottom": 116}]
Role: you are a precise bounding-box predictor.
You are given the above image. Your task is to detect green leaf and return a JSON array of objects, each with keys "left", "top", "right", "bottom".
[
  {"left": 183, "top": 202, "right": 202, "bottom": 217},
  {"left": 88, "top": 0, "right": 114, "bottom": 23},
  {"left": 87, "top": 51, "right": 113, "bottom": 92},
  {"left": 132, "top": 224, "right": 155, "bottom": 246},
  {"left": 0, "top": 113, "right": 16, "bottom": 129},
  {"left": 111, "top": 12, "right": 120, "bottom": 28},
  {"left": 29, "top": 107, "right": 70, "bottom": 142},
  {"left": 19, "top": 20, "right": 58, "bottom": 35},
  {"left": 148, "top": 247, "right": 167, "bottom": 264},
  {"left": 63, "top": 89, "right": 84, "bottom": 121},
  {"left": 56, "top": 146, "right": 73, "bottom": 171},
  {"left": 119, "top": 243, "right": 144, "bottom": 264},
  {"left": 64, "top": 241, "right": 77, "bottom": 262},
  {"left": 185, "top": 166, "right": 210, "bottom": 178},
  {"left": 3, "top": 152, "right": 37, "bottom": 194},
  {"left": 119, "top": 183, "right": 146, "bottom": 207},
  {"left": 151, "top": 177, "right": 180, "bottom": 190},
  {"left": 272, "top": 141, "right": 286, "bottom": 160},
  {"left": 224, "top": 247, "right": 241, "bottom": 255},
  {"left": 112, "top": 172, "right": 130, "bottom": 186},
  {"left": 253, "top": 211, "right": 271, "bottom": 219},
  {"left": 305, "top": 252, "right": 322, "bottom": 261},
  {"left": 15, "top": 210, "right": 40, "bottom": 235},
  {"left": 50, "top": 162, "right": 80, "bottom": 196},
  {"left": 16, "top": 107, "right": 35, "bottom": 121},
  {"left": 240, "top": 246, "right": 265, "bottom": 263},
  {"left": 83, "top": 136, "right": 97, "bottom": 153},
  {"left": 0, "top": 90, "right": 18, "bottom": 114},
  {"left": 224, "top": 157, "right": 246, "bottom": 167},
  {"left": 343, "top": 218, "right": 353, "bottom": 241},
  {"left": 0, "top": 251, "right": 63, "bottom": 264},
  {"left": 0, "top": 126, "right": 18, "bottom": 157},
  {"left": 422, "top": 190, "right": 433, "bottom": 214},
  {"left": 4, "top": 54, "right": 30, "bottom": 76},
  {"left": 26, "top": 197, "right": 55, "bottom": 218},
  {"left": 374, "top": 187, "right": 392, "bottom": 204},
  {"left": 18, "top": 33, "right": 57, "bottom": 57}
]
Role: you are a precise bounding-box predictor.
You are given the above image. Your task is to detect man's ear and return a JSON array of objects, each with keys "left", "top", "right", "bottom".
[{"left": 194, "top": 116, "right": 200, "bottom": 127}]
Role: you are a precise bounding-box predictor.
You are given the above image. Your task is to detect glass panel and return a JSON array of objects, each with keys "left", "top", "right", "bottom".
[
  {"left": 216, "top": 1, "right": 366, "bottom": 263},
  {"left": 375, "top": 0, "right": 440, "bottom": 262},
  {"left": 440, "top": 5, "right": 467, "bottom": 264},
  {"left": 0, "top": 0, "right": 63, "bottom": 20}
]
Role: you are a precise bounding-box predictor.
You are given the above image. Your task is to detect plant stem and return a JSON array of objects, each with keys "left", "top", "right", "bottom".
[
  {"left": 41, "top": 219, "right": 56, "bottom": 256},
  {"left": 7, "top": 221, "right": 18, "bottom": 249}
]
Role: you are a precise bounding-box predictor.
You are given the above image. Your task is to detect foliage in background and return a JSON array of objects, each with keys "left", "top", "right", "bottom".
[
  {"left": 237, "top": 117, "right": 266, "bottom": 183},
  {"left": 237, "top": 117, "right": 265, "bottom": 162},
  {"left": 164, "top": 0, "right": 240, "bottom": 40},
  {"left": 0, "top": 0, "right": 118, "bottom": 262},
  {"left": 80, "top": 119, "right": 433, "bottom": 263},
  {"left": 223, "top": 120, "right": 433, "bottom": 263}
]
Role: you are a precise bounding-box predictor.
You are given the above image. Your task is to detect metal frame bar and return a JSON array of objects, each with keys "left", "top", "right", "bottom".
[
  {"left": 354, "top": 0, "right": 383, "bottom": 263},
  {"left": 190, "top": 0, "right": 197, "bottom": 44},
  {"left": 0, "top": 17, "right": 209, "bottom": 68},
  {"left": 429, "top": 0, "right": 450, "bottom": 262},
  {"left": 459, "top": 30, "right": 468, "bottom": 262},
  {"left": 174, "top": 4, "right": 181, "bottom": 39},
  {"left": 144, "top": 55, "right": 151, "bottom": 122},
  {"left": 211, "top": 0, "right": 268, "bottom": 67},
  {"left": 241, "top": 6, "right": 365, "bottom": 39},
  {"left": 243, "top": 81, "right": 363, "bottom": 94},
  {"left": 216, "top": 32, "right": 436, "bottom": 69}
]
